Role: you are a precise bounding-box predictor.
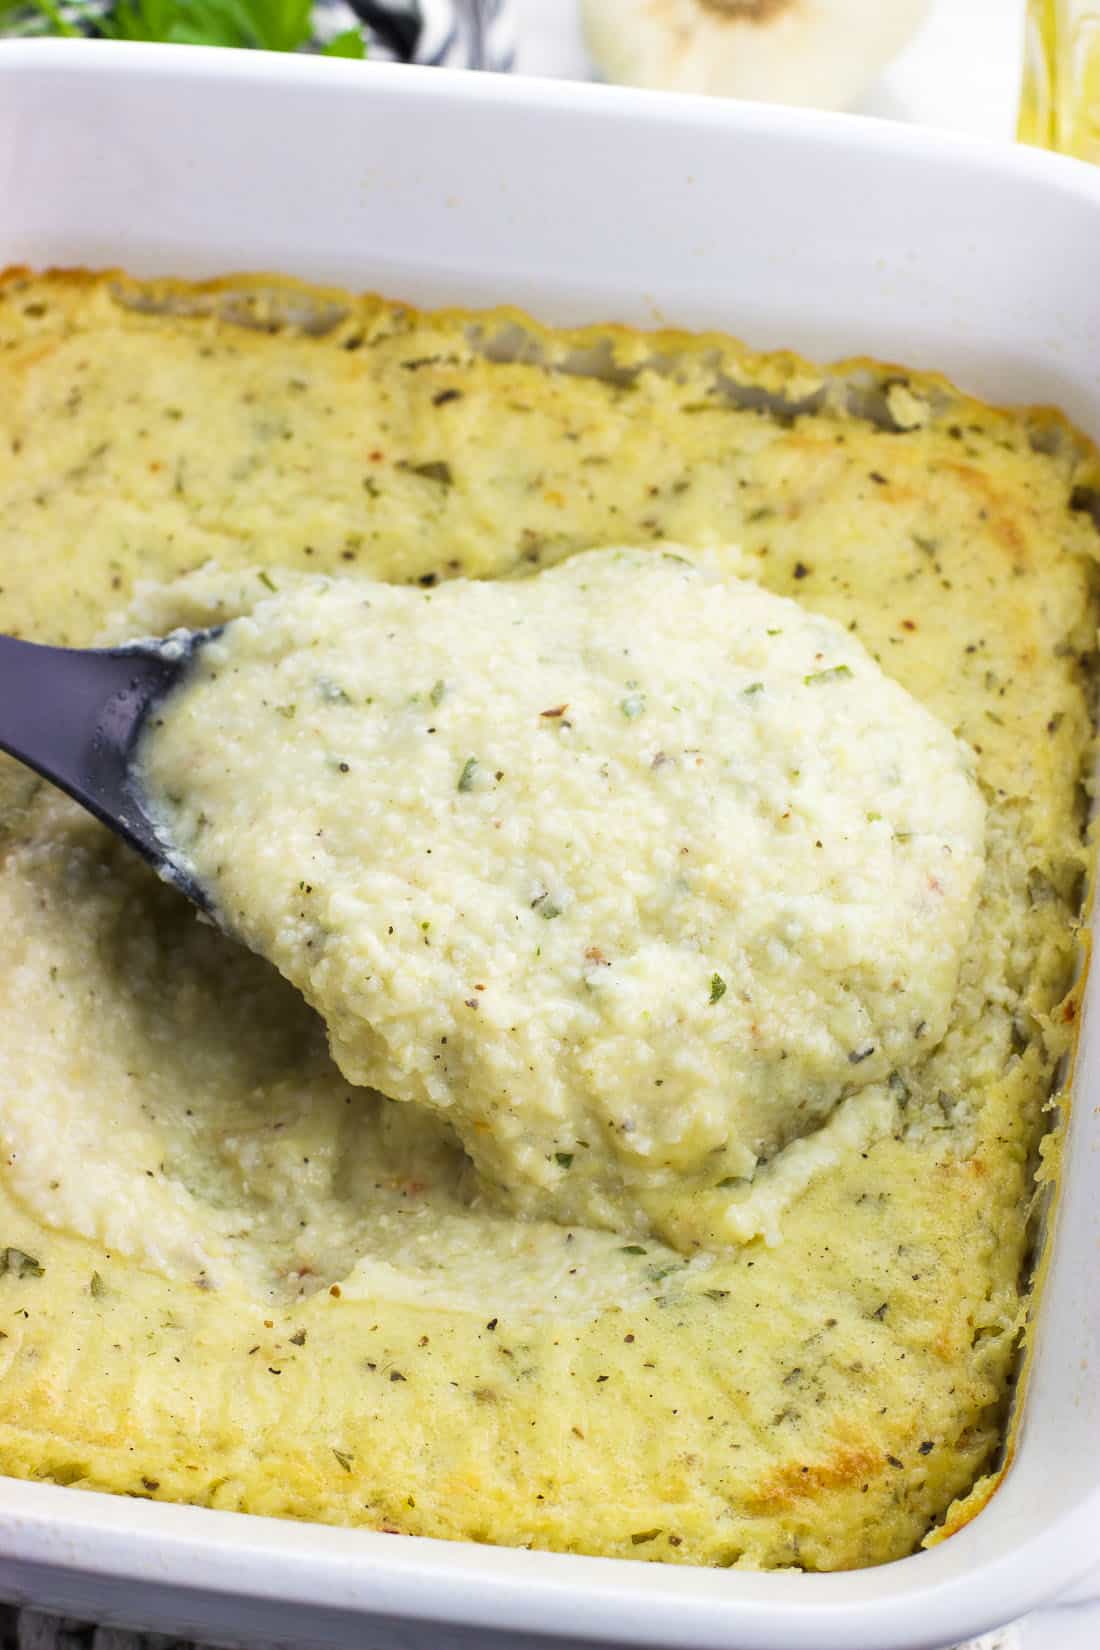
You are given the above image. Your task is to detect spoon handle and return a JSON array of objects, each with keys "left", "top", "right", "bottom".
[{"left": 0, "top": 632, "right": 180, "bottom": 858}]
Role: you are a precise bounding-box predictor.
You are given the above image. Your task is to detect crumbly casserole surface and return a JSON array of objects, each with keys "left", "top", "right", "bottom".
[{"left": 0, "top": 268, "right": 1096, "bottom": 1571}]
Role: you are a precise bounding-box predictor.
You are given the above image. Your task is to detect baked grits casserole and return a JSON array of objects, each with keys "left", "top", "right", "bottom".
[
  {"left": 137, "top": 550, "right": 987, "bottom": 1252},
  {"left": 0, "top": 268, "right": 1097, "bottom": 1571}
]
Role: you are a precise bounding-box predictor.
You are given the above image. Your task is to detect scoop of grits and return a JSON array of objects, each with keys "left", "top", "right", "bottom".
[{"left": 139, "top": 547, "right": 985, "bottom": 1242}]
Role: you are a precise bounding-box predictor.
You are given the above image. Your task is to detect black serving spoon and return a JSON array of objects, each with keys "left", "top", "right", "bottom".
[{"left": 0, "top": 628, "right": 219, "bottom": 909}]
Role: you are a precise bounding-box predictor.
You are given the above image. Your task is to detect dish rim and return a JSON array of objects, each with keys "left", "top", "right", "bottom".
[{"left": 1, "top": 37, "right": 1100, "bottom": 1650}]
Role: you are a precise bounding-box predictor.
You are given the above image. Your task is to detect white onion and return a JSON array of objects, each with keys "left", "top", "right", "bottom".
[{"left": 581, "top": 0, "right": 931, "bottom": 111}]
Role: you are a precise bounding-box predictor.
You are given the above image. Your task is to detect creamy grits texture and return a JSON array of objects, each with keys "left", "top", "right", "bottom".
[{"left": 141, "top": 550, "right": 986, "bottom": 1246}]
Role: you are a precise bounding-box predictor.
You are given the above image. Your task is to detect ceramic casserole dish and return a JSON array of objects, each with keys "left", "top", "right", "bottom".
[{"left": 0, "top": 38, "right": 1098, "bottom": 1650}]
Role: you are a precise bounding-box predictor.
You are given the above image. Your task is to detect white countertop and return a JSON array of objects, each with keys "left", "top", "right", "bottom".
[{"left": 506, "top": 5, "right": 1100, "bottom": 1647}]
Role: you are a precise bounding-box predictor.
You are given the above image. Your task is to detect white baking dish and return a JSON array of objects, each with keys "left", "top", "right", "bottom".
[{"left": 0, "top": 38, "right": 1099, "bottom": 1650}]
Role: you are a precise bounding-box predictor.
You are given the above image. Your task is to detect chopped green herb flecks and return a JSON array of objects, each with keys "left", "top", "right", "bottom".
[
  {"left": 458, "top": 757, "right": 479, "bottom": 792},
  {"left": 888, "top": 1071, "right": 911, "bottom": 1102},
  {"left": 620, "top": 692, "right": 646, "bottom": 719},
  {"left": 709, "top": 972, "right": 727, "bottom": 1004},
  {"left": 258, "top": 570, "right": 277, "bottom": 593},
  {"left": 332, "top": 1448, "right": 353, "bottom": 1472},
  {"left": 743, "top": 682, "right": 764, "bottom": 697},
  {"left": 804, "top": 665, "right": 853, "bottom": 686},
  {"left": 317, "top": 678, "right": 350, "bottom": 704},
  {"left": 620, "top": 1244, "right": 647, "bottom": 1255},
  {"left": 429, "top": 678, "right": 446, "bottom": 707},
  {"left": 408, "top": 460, "right": 453, "bottom": 486},
  {"left": 89, "top": 1270, "right": 106, "bottom": 1298},
  {"left": 555, "top": 1152, "right": 574, "bottom": 1169},
  {"left": 0, "top": 1247, "right": 43, "bottom": 1279}
]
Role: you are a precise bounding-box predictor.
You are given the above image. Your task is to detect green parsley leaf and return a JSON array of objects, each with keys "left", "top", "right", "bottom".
[
  {"left": 709, "top": 972, "right": 727, "bottom": 1004},
  {"left": 22, "top": 0, "right": 369, "bottom": 55},
  {"left": 322, "top": 25, "right": 365, "bottom": 57},
  {"left": 457, "top": 756, "right": 479, "bottom": 792},
  {"left": 17, "top": 0, "right": 79, "bottom": 34}
]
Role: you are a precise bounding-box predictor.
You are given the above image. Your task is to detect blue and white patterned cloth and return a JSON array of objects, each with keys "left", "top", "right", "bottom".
[{"left": 0, "top": 0, "right": 516, "bottom": 68}]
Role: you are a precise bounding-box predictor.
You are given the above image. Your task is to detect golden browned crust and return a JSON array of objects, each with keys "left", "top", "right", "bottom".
[{"left": 0, "top": 268, "right": 1096, "bottom": 1571}]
